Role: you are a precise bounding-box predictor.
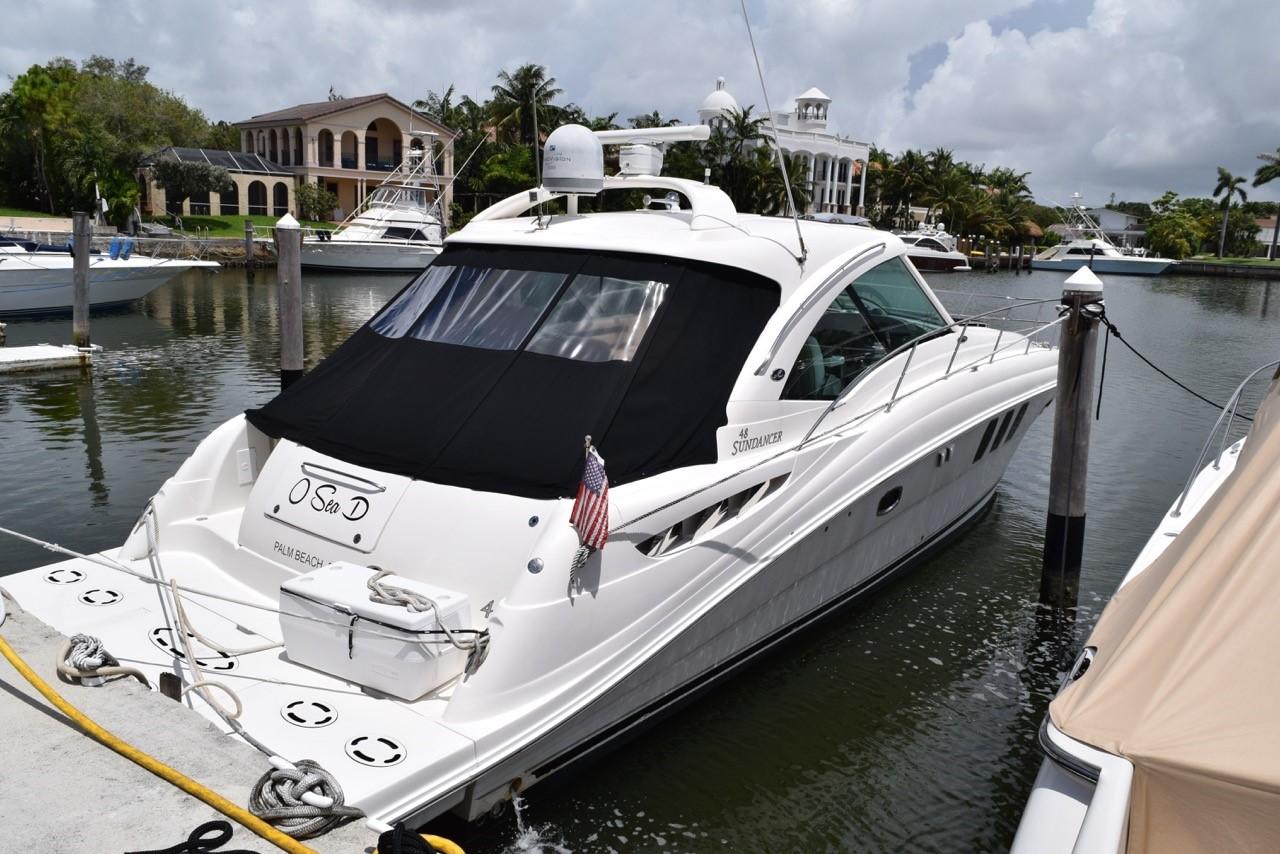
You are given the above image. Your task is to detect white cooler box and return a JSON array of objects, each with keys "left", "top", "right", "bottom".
[{"left": 279, "top": 562, "right": 470, "bottom": 701}]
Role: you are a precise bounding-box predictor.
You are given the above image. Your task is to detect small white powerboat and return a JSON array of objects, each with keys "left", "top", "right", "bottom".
[
  {"left": 301, "top": 141, "right": 444, "bottom": 272},
  {"left": 1032, "top": 198, "right": 1173, "bottom": 276},
  {"left": 0, "top": 238, "right": 219, "bottom": 316},
  {"left": 1013, "top": 361, "right": 1280, "bottom": 854},
  {"left": 1, "top": 123, "right": 1064, "bottom": 838}
]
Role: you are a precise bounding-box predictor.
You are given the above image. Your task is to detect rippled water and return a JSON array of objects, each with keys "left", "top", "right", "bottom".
[{"left": 1, "top": 266, "right": 1276, "bottom": 853}]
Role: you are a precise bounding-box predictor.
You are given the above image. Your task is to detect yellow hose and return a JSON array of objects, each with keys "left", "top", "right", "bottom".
[
  {"left": 376, "top": 834, "right": 467, "bottom": 854},
  {"left": 0, "top": 631, "right": 315, "bottom": 854}
]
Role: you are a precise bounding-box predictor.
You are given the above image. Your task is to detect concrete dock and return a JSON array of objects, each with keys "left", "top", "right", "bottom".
[
  {"left": 0, "top": 343, "right": 97, "bottom": 373},
  {"left": 0, "top": 597, "right": 375, "bottom": 853}
]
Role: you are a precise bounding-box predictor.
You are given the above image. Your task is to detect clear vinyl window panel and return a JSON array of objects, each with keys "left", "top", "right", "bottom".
[
  {"left": 370, "top": 264, "right": 567, "bottom": 350},
  {"left": 526, "top": 275, "right": 669, "bottom": 362}
]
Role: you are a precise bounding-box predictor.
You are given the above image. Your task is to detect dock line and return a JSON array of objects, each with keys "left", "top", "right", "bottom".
[{"left": 0, "top": 630, "right": 319, "bottom": 854}]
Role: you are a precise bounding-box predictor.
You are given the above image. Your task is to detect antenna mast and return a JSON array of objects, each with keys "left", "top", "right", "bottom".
[{"left": 740, "top": 0, "right": 807, "bottom": 266}]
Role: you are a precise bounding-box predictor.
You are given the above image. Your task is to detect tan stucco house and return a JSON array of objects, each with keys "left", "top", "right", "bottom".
[
  {"left": 139, "top": 93, "right": 454, "bottom": 223},
  {"left": 236, "top": 93, "right": 454, "bottom": 222}
]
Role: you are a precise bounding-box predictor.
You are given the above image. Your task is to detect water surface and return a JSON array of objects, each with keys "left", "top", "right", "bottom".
[{"left": 1, "top": 266, "right": 1276, "bottom": 853}]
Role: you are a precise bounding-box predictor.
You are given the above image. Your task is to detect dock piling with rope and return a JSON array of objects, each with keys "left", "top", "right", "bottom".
[{"left": 1040, "top": 266, "right": 1105, "bottom": 610}]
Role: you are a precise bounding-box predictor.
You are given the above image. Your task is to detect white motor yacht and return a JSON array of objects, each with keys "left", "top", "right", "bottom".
[
  {"left": 1012, "top": 361, "right": 1280, "bottom": 854},
  {"left": 0, "top": 238, "right": 218, "bottom": 315},
  {"left": 301, "top": 141, "right": 445, "bottom": 272},
  {"left": 1032, "top": 199, "right": 1173, "bottom": 276},
  {"left": 1, "top": 124, "right": 1062, "bottom": 836},
  {"left": 897, "top": 223, "right": 971, "bottom": 273}
]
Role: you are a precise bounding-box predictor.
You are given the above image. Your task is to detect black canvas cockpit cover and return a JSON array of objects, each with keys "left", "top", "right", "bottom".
[{"left": 246, "top": 244, "right": 779, "bottom": 498}]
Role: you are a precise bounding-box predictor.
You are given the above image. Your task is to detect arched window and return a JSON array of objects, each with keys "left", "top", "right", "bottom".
[
  {"left": 365, "top": 117, "right": 402, "bottom": 170},
  {"left": 273, "top": 182, "right": 289, "bottom": 216},
  {"left": 340, "top": 131, "right": 358, "bottom": 169},
  {"left": 248, "top": 180, "right": 267, "bottom": 216},
  {"left": 220, "top": 182, "right": 240, "bottom": 216},
  {"left": 269, "top": 131, "right": 279, "bottom": 163},
  {"left": 318, "top": 130, "right": 335, "bottom": 167},
  {"left": 294, "top": 128, "right": 304, "bottom": 165}
]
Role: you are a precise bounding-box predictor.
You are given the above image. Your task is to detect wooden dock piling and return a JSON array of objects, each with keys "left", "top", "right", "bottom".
[
  {"left": 244, "top": 220, "right": 256, "bottom": 280},
  {"left": 274, "top": 214, "right": 303, "bottom": 390},
  {"left": 1041, "top": 266, "right": 1105, "bottom": 609},
  {"left": 72, "top": 212, "right": 91, "bottom": 349}
]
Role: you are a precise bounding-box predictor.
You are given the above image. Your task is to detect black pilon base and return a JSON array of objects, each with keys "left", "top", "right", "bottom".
[{"left": 1040, "top": 512, "right": 1086, "bottom": 609}]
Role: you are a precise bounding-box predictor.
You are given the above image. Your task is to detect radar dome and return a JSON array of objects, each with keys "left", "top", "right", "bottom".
[{"left": 542, "top": 124, "right": 604, "bottom": 195}]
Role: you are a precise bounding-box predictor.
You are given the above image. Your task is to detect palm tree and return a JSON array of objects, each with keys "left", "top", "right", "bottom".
[
  {"left": 922, "top": 168, "right": 968, "bottom": 233},
  {"left": 1212, "top": 167, "right": 1248, "bottom": 258},
  {"left": 490, "top": 64, "right": 564, "bottom": 147},
  {"left": 628, "top": 111, "right": 680, "bottom": 129},
  {"left": 1253, "top": 146, "right": 1280, "bottom": 260},
  {"left": 758, "top": 149, "right": 811, "bottom": 216}
]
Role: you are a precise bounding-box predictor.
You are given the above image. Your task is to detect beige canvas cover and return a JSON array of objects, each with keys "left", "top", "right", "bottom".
[{"left": 1050, "top": 372, "right": 1280, "bottom": 853}]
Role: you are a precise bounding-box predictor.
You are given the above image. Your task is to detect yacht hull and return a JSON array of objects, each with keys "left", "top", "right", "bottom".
[
  {"left": 906, "top": 251, "right": 972, "bottom": 273},
  {"left": 424, "top": 387, "right": 1053, "bottom": 822},
  {"left": 300, "top": 240, "right": 440, "bottom": 272},
  {"left": 1029, "top": 257, "right": 1171, "bottom": 276},
  {"left": 0, "top": 262, "right": 213, "bottom": 316}
]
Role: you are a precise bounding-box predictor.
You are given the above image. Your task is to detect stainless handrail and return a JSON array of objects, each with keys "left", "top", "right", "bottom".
[
  {"left": 798, "top": 296, "right": 1065, "bottom": 447},
  {"left": 1170, "top": 358, "right": 1280, "bottom": 517}
]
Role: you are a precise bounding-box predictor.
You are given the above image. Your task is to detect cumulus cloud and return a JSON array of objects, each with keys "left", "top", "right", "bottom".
[{"left": 1, "top": 0, "right": 1276, "bottom": 205}]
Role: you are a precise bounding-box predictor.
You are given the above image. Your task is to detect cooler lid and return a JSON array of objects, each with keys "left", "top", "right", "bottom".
[{"left": 280, "top": 561, "right": 465, "bottom": 632}]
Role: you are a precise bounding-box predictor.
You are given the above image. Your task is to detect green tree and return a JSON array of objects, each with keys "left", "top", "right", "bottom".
[
  {"left": 151, "top": 156, "right": 232, "bottom": 213},
  {"left": 628, "top": 111, "right": 680, "bottom": 129},
  {"left": 1212, "top": 167, "right": 1248, "bottom": 257},
  {"left": 295, "top": 182, "right": 338, "bottom": 221},
  {"left": 1253, "top": 146, "right": 1280, "bottom": 259},
  {"left": 490, "top": 64, "right": 563, "bottom": 147}
]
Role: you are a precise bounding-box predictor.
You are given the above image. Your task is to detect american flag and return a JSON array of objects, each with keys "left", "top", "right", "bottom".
[{"left": 570, "top": 444, "right": 610, "bottom": 551}]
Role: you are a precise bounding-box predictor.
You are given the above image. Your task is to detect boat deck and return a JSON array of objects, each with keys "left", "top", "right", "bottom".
[
  {"left": 0, "top": 548, "right": 476, "bottom": 845},
  {"left": 0, "top": 600, "right": 375, "bottom": 852}
]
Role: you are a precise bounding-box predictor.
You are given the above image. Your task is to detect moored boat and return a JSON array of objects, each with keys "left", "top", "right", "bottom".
[
  {"left": 300, "top": 140, "right": 445, "bottom": 272},
  {"left": 1013, "top": 361, "right": 1280, "bottom": 854},
  {"left": 0, "top": 238, "right": 218, "bottom": 316},
  {"left": 1, "top": 122, "right": 1063, "bottom": 836},
  {"left": 1031, "top": 198, "right": 1173, "bottom": 276}
]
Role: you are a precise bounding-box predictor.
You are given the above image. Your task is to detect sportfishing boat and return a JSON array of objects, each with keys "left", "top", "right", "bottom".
[
  {"left": 300, "top": 140, "right": 445, "bottom": 272},
  {"left": 1031, "top": 198, "right": 1173, "bottom": 276},
  {"left": 897, "top": 223, "right": 971, "bottom": 273},
  {"left": 0, "top": 123, "right": 1063, "bottom": 837},
  {"left": 0, "top": 238, "right": 218, "bottom": 316},
  {"left": 1012, "top": 361, "right": 1280, "bottom": 854}
]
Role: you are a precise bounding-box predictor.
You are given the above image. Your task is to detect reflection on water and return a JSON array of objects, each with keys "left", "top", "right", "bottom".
[{"left": 0, "top": 267, "right": 1276, "bottom": 852}]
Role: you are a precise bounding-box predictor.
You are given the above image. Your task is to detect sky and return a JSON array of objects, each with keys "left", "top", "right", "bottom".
[{"left": 2, "top": 0, "right": 1278, "bottom": 207}]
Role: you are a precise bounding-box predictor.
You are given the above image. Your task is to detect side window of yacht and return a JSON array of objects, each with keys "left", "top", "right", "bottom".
[
  {"left": 382, "top": 226, "right": 419, "bottom": 241},
  {"left": 526, "top": 275, "right": 669, "bottom": 362},
  {"left": 917, "top": 238, "right": 945, "bottom": 252},
  {"left": 782, "top": 257, "right": 946, "bottom": 401},
  {"left": 370, "top": 264, "right": 567, "bottom": 349}
]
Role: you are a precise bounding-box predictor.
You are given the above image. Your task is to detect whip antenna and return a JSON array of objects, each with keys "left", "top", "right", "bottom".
[{"left": 740, "top": 0, "right": 807, "bottom": 267}]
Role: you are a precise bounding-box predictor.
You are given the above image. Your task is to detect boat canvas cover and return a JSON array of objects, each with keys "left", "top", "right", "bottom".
[
  {"left": 246, "top": 243, "right": 778, "bottom": 498},
  {"left": 1050, "top": 373, "right": 1280, "bottom": 853}
]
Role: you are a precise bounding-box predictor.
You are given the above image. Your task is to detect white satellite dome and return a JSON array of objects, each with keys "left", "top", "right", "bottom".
[
  {"left": 699, "top": 77, "right": 739, "bottom": 117},
  {"left": 541, "top": 124, "right": 604, "bottom": 194}
]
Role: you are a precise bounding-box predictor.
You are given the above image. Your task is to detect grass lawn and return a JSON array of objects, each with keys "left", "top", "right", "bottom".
[
  {"left": 0, "top": 205, "right": 61, "bottom": 218},
  {"left": 151, "top": 213, "right": 336, "bottom": 237},
  {"left": 1189, "top": 255, "right": 1280, "bottom": 267}
]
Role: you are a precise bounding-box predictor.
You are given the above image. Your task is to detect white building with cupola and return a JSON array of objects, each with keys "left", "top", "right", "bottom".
[{"left": 698, "top": 77, "right": 870, "bottom": 216}]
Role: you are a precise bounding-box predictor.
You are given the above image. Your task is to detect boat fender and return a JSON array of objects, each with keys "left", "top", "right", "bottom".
[
  {"left": 121, "top": 237, "right": 134, "bottom": 260},
  {"left": 109, "top": 236, "right": 122, "bottom": 260}
]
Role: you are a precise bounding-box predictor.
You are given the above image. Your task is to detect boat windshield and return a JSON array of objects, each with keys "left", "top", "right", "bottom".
[
  {"left": 784, "top": 257, "right": 947, "bottom": 401},
  {"left": 369, "top": 186, "right": 429, "bottom": 210},
  {"left": 247, "top": 244, "right": 779, "bottom": 497}
]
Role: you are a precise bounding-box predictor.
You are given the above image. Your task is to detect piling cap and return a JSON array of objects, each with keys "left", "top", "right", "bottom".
[
  {"left": 1063, "top": 266, "right": 1104, "bottom": 300},
  {"left": 275, "top": 212, "right": 300, "bottom": 230}
]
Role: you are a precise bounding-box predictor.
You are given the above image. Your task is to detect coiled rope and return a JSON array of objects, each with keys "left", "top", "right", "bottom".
[
  {"left": 247, "top": 759, "right": 363, "bottom": 840},
  {"left": 58, "top": 632, "right": 149, "bottom": 687},
  {"left": 366, "top": 569, "right": 489, "bottom": 673}
]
